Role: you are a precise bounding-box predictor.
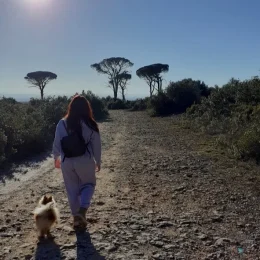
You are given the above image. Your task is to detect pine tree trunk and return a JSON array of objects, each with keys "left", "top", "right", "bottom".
[
  {"left": 149, "top": 84, "right": 153, "bottom": 98},
  {"left": 113, "top": 89, "right": 117, "bottom": 101},
  {"left": 122, "top": 89, "right": 125, "bottom": 101},
  {"left": 40, "top": 89, "right": 44, "bottom": 100}
]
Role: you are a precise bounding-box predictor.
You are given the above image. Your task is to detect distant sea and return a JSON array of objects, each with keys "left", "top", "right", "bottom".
[
  {"left": 0, "top": 94, "right": 37, "bottom": 102},
  {"left": 0, "top": 93, "right": 145, "bottom": 102}
]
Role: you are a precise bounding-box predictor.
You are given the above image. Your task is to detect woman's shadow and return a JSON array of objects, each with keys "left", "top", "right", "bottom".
[
  {"left": 76, "top": 228, "right": 106, "bottom": 260},
  {"left": 34, "top": 229, "right": 105, "bottom": 260}
]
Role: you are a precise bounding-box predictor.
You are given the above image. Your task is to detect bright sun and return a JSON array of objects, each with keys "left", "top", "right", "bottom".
[
  {"left": 25, "top": 0, "right": 50, "bottom": 5},
  {"left": 25, "top": 0, "right": 52, "bottom": 9}
]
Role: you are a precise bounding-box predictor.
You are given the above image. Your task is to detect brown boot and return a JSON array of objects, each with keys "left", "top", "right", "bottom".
[
  {"left": 75, "top": 207, "right": 87, "bottom": 227},
  {"left": 73, "top": 216, "right": 82, "bottom": 228}
]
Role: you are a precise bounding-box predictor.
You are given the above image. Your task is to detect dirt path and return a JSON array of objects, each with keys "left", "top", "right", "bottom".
[{"left": 0, "top": 111, "right": 260, "bottom": 260}]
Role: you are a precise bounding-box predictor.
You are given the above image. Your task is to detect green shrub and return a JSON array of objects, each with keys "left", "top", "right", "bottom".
[
  {"left": 185, "top": 76, "right": 260, "bottom": 162},
  {"left": 81, "top": 91, "right": 108, "bottom": 119},
  {"left": 107, "top": 99, "right": 127, "bottom": 110},
  {"left": 149, "top": 93, "right": 175, "bottom": 116},
  {"left": 166, "top": 80, "right": 201, "bottom": 113},
  {"left": 236, "top": 77, "right": 260, "bottom": 105},
  {"left": 0, "top": 128, "right": 7, "bottom": 164},
  {"left": 0, "top": 92, "right": 108, "bottom": 167},
  {"left": 148, "top": 78, "right": 211, "bottom": 117},
  {"left": 101, "top": 96, "right": 113, "bottom": 106},
  {"left": 236, "top": 129, "right": 260, "bottom": 161},
  {"left": 129, "top": 98, "right": 149, "bottom": 111}
]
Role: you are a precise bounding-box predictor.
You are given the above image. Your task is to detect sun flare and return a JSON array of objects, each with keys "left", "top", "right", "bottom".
[
  {"left": 25, "top": 0, "right": 50, "bottom": 5},
  {"left": 26, "top": 0, "right": 47, "bottom": 2}
]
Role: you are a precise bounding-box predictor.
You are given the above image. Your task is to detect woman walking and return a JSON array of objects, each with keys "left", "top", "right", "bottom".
[{"left": 52, "top": 95, "right": 101, "bottom": 228}]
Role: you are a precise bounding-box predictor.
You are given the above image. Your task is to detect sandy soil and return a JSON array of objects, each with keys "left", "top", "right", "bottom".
[{"left": 0, "top": 110, "right": 260, "bottom": 260}]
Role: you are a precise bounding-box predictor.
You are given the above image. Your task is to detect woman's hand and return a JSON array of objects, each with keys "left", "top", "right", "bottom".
[
  {"left": 96, "top": 164, "right": 101, "bottom": 172},
  {"left": 54, "top": 158, "right": 61, "bottom": 169}
]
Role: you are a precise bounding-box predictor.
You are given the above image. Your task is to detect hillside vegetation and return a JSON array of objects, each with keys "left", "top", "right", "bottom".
[
  {"left": 185, "top": 77, "right": 260, "bottom": 162},
  {"left": 2, "top": 75, "right": 260, "bottom": 167},
  {"left": 135, "top": 75, "right": 260, "bottom": 163},
  {"left": 128, "top": 76, "right": 260, "bottom": 163},
  {"left": 0, "top": 91, "right": 107, "bottom": 166}
]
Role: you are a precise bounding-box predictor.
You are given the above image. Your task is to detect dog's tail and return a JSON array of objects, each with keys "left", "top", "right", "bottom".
[{"left": 33, "top": 202, "right": 56, "bottom": 216}]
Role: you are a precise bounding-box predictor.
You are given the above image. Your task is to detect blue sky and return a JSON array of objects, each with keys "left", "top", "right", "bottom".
[{"left": 0, "top": 0, "right": 260, "bottom": 100}]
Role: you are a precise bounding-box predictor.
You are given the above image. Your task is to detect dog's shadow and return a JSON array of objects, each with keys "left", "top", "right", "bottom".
[
  {"left": 34, "top": 229, "right": 105, "bottom": 260},
  {"left": 35, "top": 238, "right": 61, "bottom": 260},
  {"left": 76, "top": 228, "right": 106, "bottom": 260}
]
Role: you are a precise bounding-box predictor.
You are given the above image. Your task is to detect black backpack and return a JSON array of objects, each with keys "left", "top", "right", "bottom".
[{"left": 60, "top": 121, "right": 90, "bottom": 162}]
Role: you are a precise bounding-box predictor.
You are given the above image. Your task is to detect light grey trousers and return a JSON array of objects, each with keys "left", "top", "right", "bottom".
[{"left": 61, "top": 156, "right": 96, "bottom": 216}]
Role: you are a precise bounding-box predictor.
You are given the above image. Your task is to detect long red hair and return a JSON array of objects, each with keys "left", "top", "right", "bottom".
[{"left": 65, "top": 95, "right": 99, "bottom": 133}]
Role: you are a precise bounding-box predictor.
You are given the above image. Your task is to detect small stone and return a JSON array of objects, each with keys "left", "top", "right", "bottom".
[
  {"left": 25, "top": 254, "right": 33, "bottom": 260},
  {"left": 212, "top": 215, "right": 223, "bottom": 223},
  {"left": 133, "top": 252, "right": 144, "bottom": 256},
  {"left": 204, "top": 240, "right": 213, "bottom": 246},
  {"left": 206, "top": 253, "right": 216, "bottom": 259},
  {"left": 157, "top": 221, "right": 174, "bottom": 228},
  {"left": 237, "top": 222, "right": 245, "bottom": 228},
  {"left": 130, "top": 224, "right": 140, "bottom": 230},
  {"left": 175, "top": 252, "right": 185, "bottom": 259},
  {"left": 86, "top": 217, "right": 98, "bottom": 223},
  {"left": 0, "top": 226, "right": 8, "bottom": 232},
  {"left": 62, "top": 225, "right": 74, "bottom": 235},
  {"left": 150, "top": 240, "right": 164, "bottom": 248},
  {"left": 61, "top": 243, "right": 75, "bottom": 250},
  {"left": 180, "top": 220, "right": 194, "bottom": 225},
  {"left": 3, "top": 247, "right": 11, "bottom": 254},
  {"left": 156, "top": 215, "right": 170, "bottom": 221},
  {"left": 0, "top": 233, "right": 14, "bottom": 238},
  {"left": 193, "top": 227, "right": 199, "bottom": 233},
  {"left": 108, "top": 244, "right": 118, "bottom": 252},
  {"left": 198, "top": 233, "right": 208, "bottom": 241},
  {"left": 20, "top": 243, "right": 32, "bottom": 248},
  {"left": 180, "top": 233, "right": 188, "bottom": 238},
  {"left": 16, "top": 226, "right": 21, "bottom": 232},
  {"left": 215, "top": 237, "right": 231, "bottom": 246},
  {"left": 152, "top": 253, "right": 163, "bottom": 259},
  {"left": 164, "top": 244, "right": 175, "bottom": 250},
  {"left": 96, "top": 201, "right": 105, "bottom": 206},
  {"left": 95, "top": 242, "right": 110, "bottom": 250},
  {"left": 131, "top": 242, "right": 139, "bottom": 248},
  {"left": 175, "top": 186, "right": 186, "bottom": 192}
]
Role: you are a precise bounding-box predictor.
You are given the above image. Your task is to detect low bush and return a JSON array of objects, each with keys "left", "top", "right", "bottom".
[
  {"left": 81, "top": 90, "right": 109, "bottom": 119},
  {"left": 107, "top": 99, "right": 128, "bottom": 110},
  {"left": 166, "top": 80, "right": 201, "bottom": 114},
  {"left": 149, "top": 93, "right": 175, "bottom": 116},
  {"left": 129, "top": 98, "right": 149, "bottom": 111},
  {"left": 148, "top": 79, "right": 212, "bottom": 117},
  {"left": 236, "top": 128, "right": 260, "bottom": 162},
  {"left": 185, "top": 76, "right": 260, "bottom": 162},
  {"left": 0, "top": 91, "right": 108, "bottom": 167}
]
